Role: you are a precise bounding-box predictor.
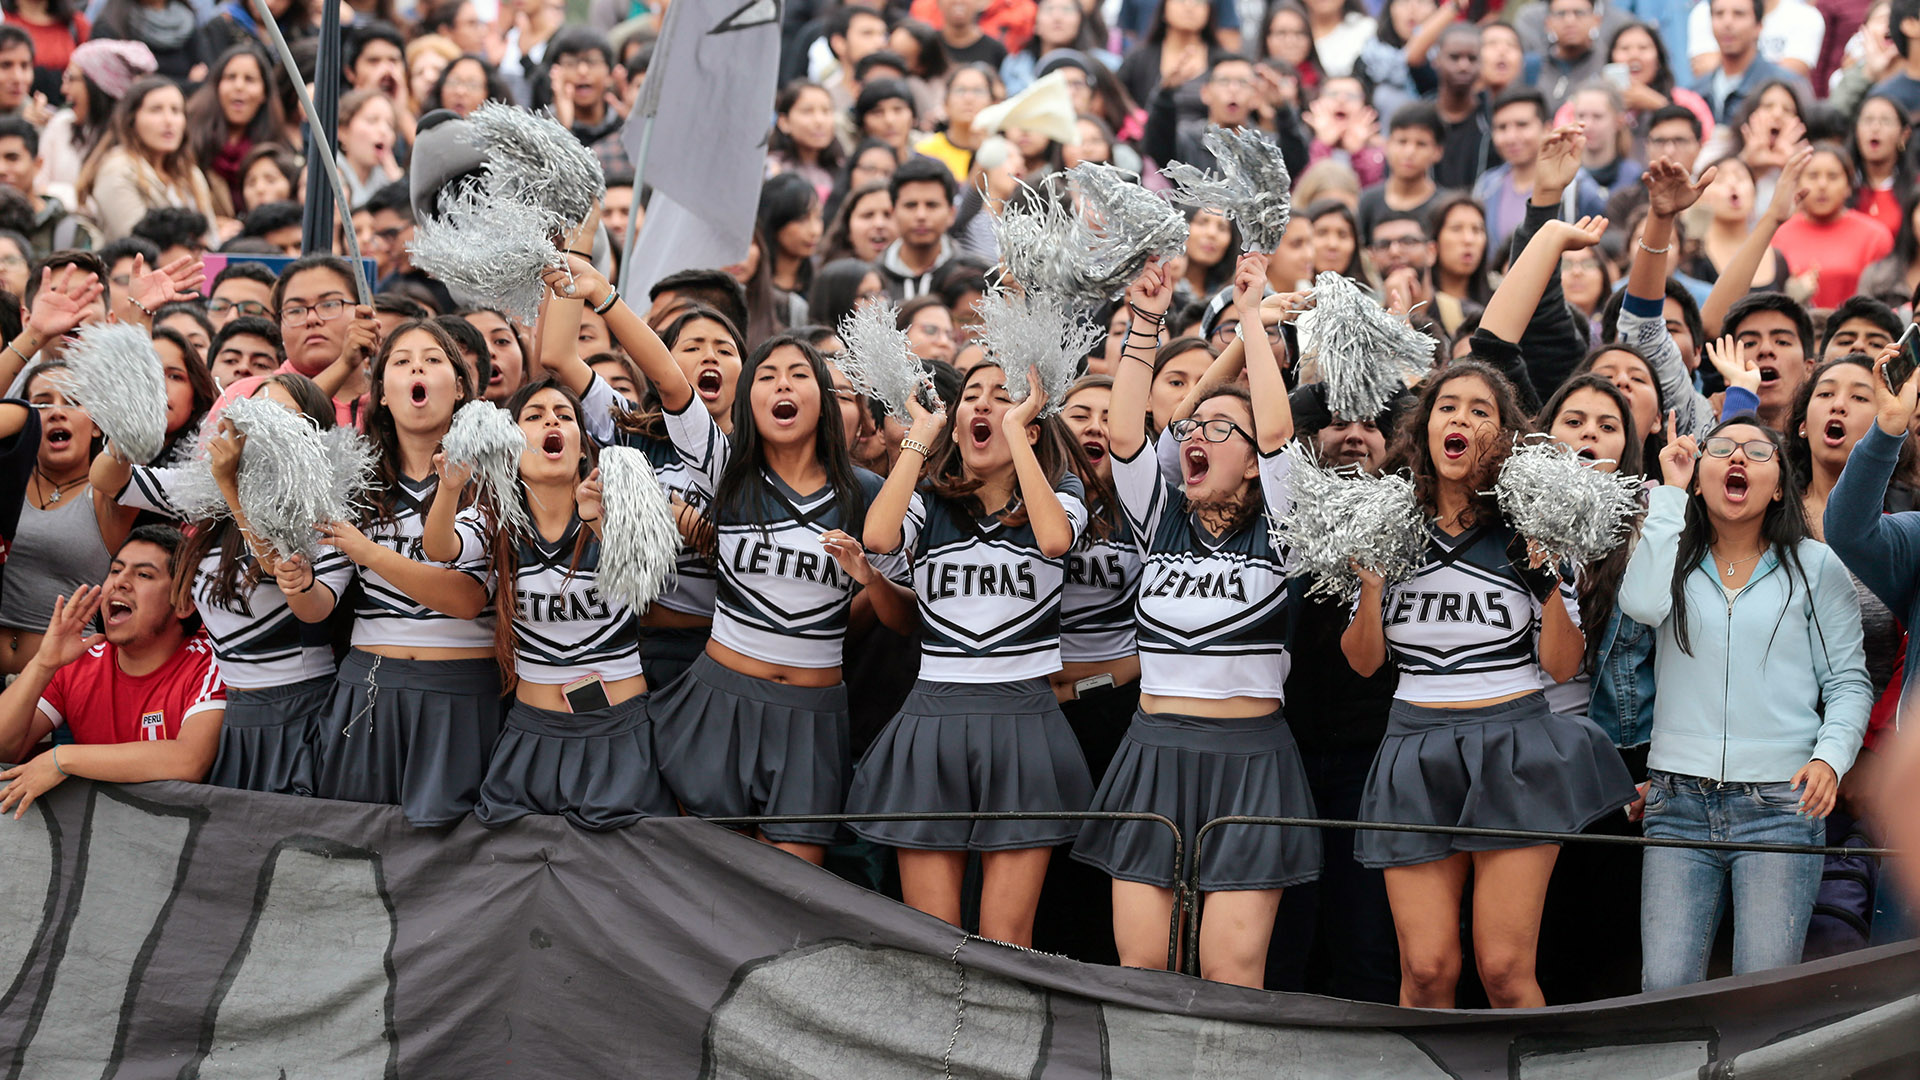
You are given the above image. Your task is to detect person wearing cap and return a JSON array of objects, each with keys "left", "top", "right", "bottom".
[{"left": 35, "top": 38, "right": 155, "bottom": 210}]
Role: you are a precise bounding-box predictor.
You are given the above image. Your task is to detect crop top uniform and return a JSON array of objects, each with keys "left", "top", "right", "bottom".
[
  {"left": 345, "top": 476, "right": 495, "bottom": 651},
  {"left": 501, "top": 513, "right": 644, "bottom": 686},
  {"left": 1058, "top": 503, "right": 1143, "bottom": 665}
]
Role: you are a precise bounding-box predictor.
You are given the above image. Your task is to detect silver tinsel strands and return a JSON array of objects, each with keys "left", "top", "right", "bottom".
[
  {"left": 55, "top": 322, "right": 167, "bottom": 465},
  {"left": 320, "top": 425, "right": 379, "bottom": 526},
  {"left": 220, "top": 396, "right": 366, "bottom": 561},
  {"left": 1163, "top": 126, "right": 1294, "bottom": 252},
  {"left": 409, "top": 178, "right": 566, "bottom": 322},
  {"left": 1275, "top": 446, "right": 1424, "bottom": 602},
  {"left": 1491, "top": 435, "right": 1641, "bottom": 569},
  {"left": 975, "top": 286, "right": 1102, "bottom": 416},
  {"left": 989, "top": 165, "right": 1186, "bottom": 307},
  {"left": 465, "top": 102, "right": 605, "bottom": 229},
  {"left": 1295, "top": 271, "right": 1434, "bottom": 420},
  {"left": 440, "top": 399, "right": 532, "bottom": 538},
  {"left": 836, "top": 298, "right": 929, "bottom": 424},
  {"left": 594, "top": 445, "right": 679, "bottom": 611}
]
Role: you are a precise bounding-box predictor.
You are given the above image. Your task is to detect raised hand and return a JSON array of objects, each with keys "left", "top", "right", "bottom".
[
  {"left": 542, "top": 253, "right": 611, "bottom": 307},
  {"left": 1705, "top": 335, "right": 1759, "bottom": 395},
  {"left": 904, "top": 378, "right": 947, "bottom": 436},
  {"left": 207, "top": 418, "right": 245, "bottom": 487},
  {"left": 1644, "top": 157, "right": 1716, "bottom": 218},
  {"left": 1304, "top": 97, "right": 1348, "bottom": 146},
  {"left": 1005, "top": 367, "right": 1048, "bottom": 430},
  {"left": 1871, "top": 341, "right": 1920, "bottom": 436},
  {"left": 1124, "top": 256, "right": 1174, "bottom": 320},
  {"left": 124, "top": 253, "right": 206, "bottom": 321},
  {"left": 1533, "top": 123, "right": 1589, "bottom": 200},
  {"left": 1763, "top": 147, "right": 1813, "bottom": 225},
  {"left": 37, "top": 585, "right": 104, "bottom": 670},
  {"left": 1259, "top": 288, "right": 1314, "bottom": 325},
  {"left": 340, "top": 305, "right": 380, "bottom": 367},
  {"left": 1341, "top": 106, "right": 1379, "bottom": 154},
  {"left": 1656, "top": 411, "right": 1697, "bottom": 488},
  {"left": 25, "top": 264, "right": 104, "bottom": 341},
  {"left": 1231, "top": 251, "right": 1270, "bottom": 316},
  {"left": 432, "top": 450, "right": 477, "bottom": 491},
  {"left": 1542, "top": 214, "right": 1609, "bottom": 252}
]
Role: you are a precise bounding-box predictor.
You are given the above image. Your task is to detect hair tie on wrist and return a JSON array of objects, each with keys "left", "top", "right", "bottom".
[
  {"left": 593, "top": 288, "right": 620, "bottom": 315},
  {"left": 566, "top": 249, "right": 593, "bottom": 259}
]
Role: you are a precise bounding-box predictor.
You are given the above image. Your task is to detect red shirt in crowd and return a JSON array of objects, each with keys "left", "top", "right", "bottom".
[
  {"left": 2, "top": 12, "right": 89, "bottom": 81},
  {"left": 1770, "top": 209, "right": 1895, "bottom": 310},
  {"left": 39, "top": 632, "right": 226, "bottom": 745}
]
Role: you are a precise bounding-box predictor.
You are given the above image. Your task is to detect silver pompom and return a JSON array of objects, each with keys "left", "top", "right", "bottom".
[
  {"left": 466, "top": 102, "right": 606, "bottom": 229},
  {"left": 1491, "top": 436, "right": 1642, "bottom": 569},
  {"left": 595, "top": 445, "right": 679, "bottom": 611},
  {"left": 54, "top": 322, "right": 167, "bottom": 465},
  {"left": 975, "top": 286, "right": 1103, "bottom": 417},
  {"left": 320, "top": 425, "right": 379, "bottom": 525},
  {"left": 441, "top": 399, "right": 531, "bottom": 538},
  {"left": 991, "top": 166, "right": 1187, "bottom": 307},
  {"left": 221, "top": 395, "right": 359, "bottom": 561},
  {"left": 1295, "top": 272, "right": 1433, "bottom": 420},
  {"left": 836, "top": 298, "right": 929, "bottom": 424},
  {"left": 408, "top": 178, "right": 566, "bottom": 323},
  {"left": 1163, "top": 126, "right": 1294, "bottom": 253},
  {"left": 1276, "top": 446, "right": 1425, "bottom": 602},
  {"left": 1071, "top": 163, "right": 1189, "bottom": 300}
]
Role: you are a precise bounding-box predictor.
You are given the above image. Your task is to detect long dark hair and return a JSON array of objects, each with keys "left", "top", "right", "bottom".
[
  {"left": 1537, "top": 373, "right": 1643, "bottom": 670},
  {"left": 489, "top": 377, "right": 597, "bottom": 692},
  {"left": 1428, "top": 193, "right": 1494, "bottom": 306},
  {"left": 614, "top": 302, "right": 747, "bottom": 442},
  {"left": 1784, "top": 353, "right": 1875, "bottom": 492},
  {"left": 808, "top": 258, "right": 876, "bottom": 337},
  {"left": 1722, "top": 78, "right": 1808, "bottom": 160},
  {"left": 173, "top": 373, "right": 337, "bottom": 612},
  {"left": 426, "top": 54, "right": 513, "bottom": 112},
  {"left": 1387, "top": 361, "right": 1530, "bottom": 527},
  {"left": 1572, "top": 341, "right": 1669, "bottom": 469},
  {"left": 77, "top": 76, "right": 206, "bottom": 211},
  {"left": 359, "top": 319, "right": 477, "bottom": 531},
  {"left": 1850, "top": 93, "right": 1915, "bottom": 216},
  {"left": 1023, "top": 0, "right": 1101, "bottom": 56},
  {"left": 712, "top": 334, "right": 867, "bottom": 541},
  {"left": 68, "top": 67, "right": 117, "bottom": 153},
  {"left": 922, "top": 358, "right": 1082, "bottom": 528},
  {"left": 1667, "top": 417, "right": 1810, "bottom": 656},
  {"left": 768, "top": 80, "right": 847, "bottom": 173},
  {"left": 1606, "top": 21, "right": 1674, "bottom": 101},
  {"left": 187, "top": 46, "right": 285, "bottom": 175},
  {"left": 151, "top": 323, "right": 219, "bottom": 463},
  {"left": 1147, "top": 0, "right": 1220, "bottom": 47},
  {"left": 1304, "top": 198, "right": 1365, "bottom": 284}
]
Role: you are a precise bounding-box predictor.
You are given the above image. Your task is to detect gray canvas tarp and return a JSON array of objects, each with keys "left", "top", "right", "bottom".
[{"left": 1, "top": 777, "right": 1917, "bottom": 1078}]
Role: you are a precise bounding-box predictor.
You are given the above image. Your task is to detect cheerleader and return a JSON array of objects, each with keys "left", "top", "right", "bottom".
[
  {"left": 849, "top": 352, "right": 1095, "bottom": 949},
  {"left": 1072, "top": 255, "right": 1321, "bottom": 989},
  {"left": 608, "top": 303, "right": 747, "bottom": 691},
  {"left": 1341, "top": 358, "right": 1637, "bottom": 1009},
  {"left": 311, "top": 320, "right": 502, "bottom": 827},
  {"left": 453, "top": 375, "right": 673, "bottom": 831},
  {"left": 90, "top": 373, "right": 352, "bottom": 795},
  {"left": 544, "top": 256, "right": 910, "bottom": 865}
]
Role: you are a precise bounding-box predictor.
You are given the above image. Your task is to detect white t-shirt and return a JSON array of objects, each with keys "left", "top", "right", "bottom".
[{"left": 1688, "top": 0, "right": 1825, "bottom": 71}]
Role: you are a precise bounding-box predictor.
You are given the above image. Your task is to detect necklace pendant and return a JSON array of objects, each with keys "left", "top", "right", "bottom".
[
  {"left": 46, "top": 488, "right": 59, "bottom": 505},
  {"left": 1725, "top": 563, "right": 1734, "bottom": 578}
]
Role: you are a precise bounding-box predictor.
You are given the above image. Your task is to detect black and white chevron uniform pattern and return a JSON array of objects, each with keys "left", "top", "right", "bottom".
[
  {"left": 501, "top": 515, "right": 644, "bottom": 685},
  {"left": 1379, "top": 520, "right": 1578, "bottom": 703},
  {"left": 1059, "top": 509, "right": 1143, "bottom": 664},
  {"left": 346, "top": 476, "right": 494, "bottom": 650},
  {"left": 1111, "top": 443, "right": 1294, "bottom": 700},
  {"left": 618, "top": 430, "right": 717, "bottom": 619},
  {"left": 121, "top": 465, "right": 352, "bottom": 689}
]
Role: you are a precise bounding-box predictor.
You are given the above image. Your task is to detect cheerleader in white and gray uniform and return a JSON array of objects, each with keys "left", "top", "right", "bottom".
[
  {"left": 1072, "top": 256, "right": 1320, "bottom": 989},
  {"left": 459, "top": 376, "right": 673, "bottom": 830},
  {"left": 560, "top": 250, "right": 911, "bottom": 863},
  {"left": 94, "top": 373, "right": 352, "bottom": 795},
  {"left": 849, "top": 358, "right": 1095, "bottom": 949},
  {"left": 311, "top": 321, "right": 502, "bottom": 826},
  {"left": 1341, "top": 360, "right": 1636, "bottom": 1009},
  {"left": 607, "top": 304, "right": 746, "bottom": 691}
]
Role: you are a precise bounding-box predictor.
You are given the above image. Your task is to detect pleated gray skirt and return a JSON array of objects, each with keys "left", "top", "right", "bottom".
[
  {"left": 651, "top": 652, "right": 849, "bottom": 845},
  {"left": 206, "top": 676, "right": 331, "bottom": 797},
  {"left": 845, "top": 678, "right": 1094, "bottom": 852},
  {"left": 473, "top": 693, "right": 674, "bottom": 831},
  {"left": 640, "top": 624, "right": 710, "bottom": 693},
  {"left": 315, "top": 650, "right": 505, "bottom": 827},
  {"left": 1073, "top": 708, "right": 1323, "bottom": 891},
  {"left": 1356, "top": 692, "right": 1638, "bottom": 869}
]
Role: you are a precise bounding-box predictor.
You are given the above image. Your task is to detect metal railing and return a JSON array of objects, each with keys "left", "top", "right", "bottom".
[{"left": 699, "top": 809, "right": 1897, "bottom": 978}]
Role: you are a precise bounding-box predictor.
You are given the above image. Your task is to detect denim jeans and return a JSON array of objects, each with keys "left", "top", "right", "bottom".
[{"left": 1640, "top": 770, "right": 1823, "bottom": 991}]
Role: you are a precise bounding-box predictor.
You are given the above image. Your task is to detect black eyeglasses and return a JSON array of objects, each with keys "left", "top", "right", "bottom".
[
  {"left": 1703, "top": 436, "right": 1777, "bottom": 462},
  {"left": 1210, "top": 320, "right": 1283, "bottom": 345},
  {"left": 208, "top": 297, "right": 269, "bottom": 317},
  {"left": 281, "top": 298, "right": 349, "bottom": 324},
  {"left": 1170, "top": 417, "right": 1253, "bottom": 444}
]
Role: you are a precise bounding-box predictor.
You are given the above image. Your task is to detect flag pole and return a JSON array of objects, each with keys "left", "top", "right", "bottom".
[
  {"left": 261, "top": 6, "right": 372, "bottom": 304},
  {"left": 616, "top": 115, "right": 653, "bottom": 298}
]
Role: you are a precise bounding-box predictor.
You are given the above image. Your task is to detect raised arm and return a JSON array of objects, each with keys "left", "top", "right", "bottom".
[
  {"left": 1005, "top": 369, "right": 1077, "bottom": 558},
  {"left": 1617, "top": 421, "right": 1697, "bottom": 627},
  {"left": 1481, "top": 214, "right": 1609, "bottom": 344},
  {"left": 864, "top": 393, "right": 944, "bottom": 554},
  {"left": 1825, "top": 347, "right": 1920, "bottom": 616},
  {"left": 1700, "top": 148, "right": 1809, "bottom": 339},
  {"left": 1623, "top": 157, "right": 1720, "bottom": 436},
  {"left": 0, "top": 586, "right": 97, "bottom": 763},
  {"left": 1233, "top": 253, "right": 1295, "bottom": 453},
  {"left": 542, "top": 255, "right": 690, "bottom": 414},
  {"left": 1111, "top": 260, "right": 1173, "bottom": 461}
]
